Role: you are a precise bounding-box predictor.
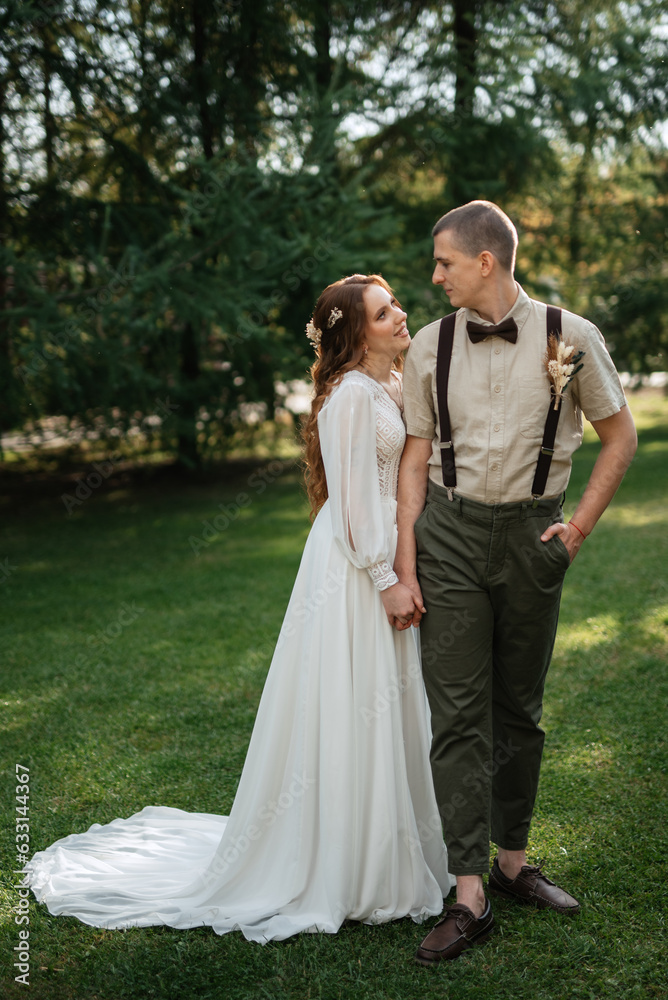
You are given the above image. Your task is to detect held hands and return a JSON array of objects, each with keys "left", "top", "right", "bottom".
[
  {"left": 380, "top": 580, "right": 426, "bottom": 631},
  {"left": 385, "top": 523, "right": 584, "bottom": 628},
  {"left": 540, "top": 520, "right": 585, "bottom": 563}
]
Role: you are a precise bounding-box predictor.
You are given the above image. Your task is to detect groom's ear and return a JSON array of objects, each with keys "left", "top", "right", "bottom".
[{"left": 479, "top": 251, "right": 495, "bottom": 276}]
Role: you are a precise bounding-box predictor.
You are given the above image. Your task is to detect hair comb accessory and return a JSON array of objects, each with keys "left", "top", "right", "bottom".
[
  {"left": 305, "top": 319, "right": 322, "bottom": 346},
  {"left": 327, "top": 307, "right": 343, "bottom": 329}
]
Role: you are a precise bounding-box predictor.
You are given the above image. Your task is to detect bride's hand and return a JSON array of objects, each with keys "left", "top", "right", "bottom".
[
  {"left": 380, "top": 582, "right": 425, "bottom": 630},
  {"left": 401, "top": 574, "right": 426, "bottom": 629}
]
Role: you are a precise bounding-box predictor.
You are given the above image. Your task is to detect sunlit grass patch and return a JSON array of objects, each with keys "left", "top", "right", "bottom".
[
  {"left": 555, "top": 614, "right": 621, "bottom": 653},
  {"left": 0, "top": 391, "right": 665, "bottom": 1000}
]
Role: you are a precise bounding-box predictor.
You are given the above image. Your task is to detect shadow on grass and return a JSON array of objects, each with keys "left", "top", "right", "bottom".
[{"left": 0, "top": 396, "right": 666, "bottom": 1000}]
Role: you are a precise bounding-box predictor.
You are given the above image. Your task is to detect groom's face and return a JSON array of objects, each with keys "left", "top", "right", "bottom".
[{"left": 432, "top": 230, "right": 485, "bottom": 310}]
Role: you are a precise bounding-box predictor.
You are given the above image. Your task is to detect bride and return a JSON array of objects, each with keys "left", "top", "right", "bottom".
[{"left": 25, "top": 273, "right": 454, "bottom": 942}]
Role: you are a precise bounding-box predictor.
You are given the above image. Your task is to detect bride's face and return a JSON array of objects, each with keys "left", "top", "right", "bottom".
[{"left": 362, "top": 284, "right": 410, "bottom": 360}]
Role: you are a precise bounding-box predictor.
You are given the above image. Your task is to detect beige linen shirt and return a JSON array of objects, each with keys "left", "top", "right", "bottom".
[{"left": 403, "top": 284, "right": 627, "bottom": 503}]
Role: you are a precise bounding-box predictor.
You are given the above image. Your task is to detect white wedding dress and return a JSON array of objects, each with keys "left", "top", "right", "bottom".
[{"left": 25, "top": 370, "right": 454, "bottom": 942}]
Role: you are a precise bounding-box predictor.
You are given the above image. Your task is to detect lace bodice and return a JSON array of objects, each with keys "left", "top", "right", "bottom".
[
  {"left": 334, "top": 371, "right": 406, "bottom": 499},
  {"left": 319, "top": 370, "right": 405, "bottom": 591}
]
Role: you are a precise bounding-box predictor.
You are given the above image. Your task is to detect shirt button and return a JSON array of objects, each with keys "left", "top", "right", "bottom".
[
  {"left": 494, "top": 385, "right": 501, "bottom": 393},
  {"left": 494, "top": 424, "right": 500, "bottom": 432},
  {"left": 491, "top": 463, "right": 498, "bottom": 471},
  {"left": 495, "top": 348, "right": 501, "bottom": 355}
]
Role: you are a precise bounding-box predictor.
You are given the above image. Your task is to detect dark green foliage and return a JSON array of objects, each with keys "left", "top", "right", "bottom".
[{"left": 0, "top": 1, "right": 666, "bottom": 464}]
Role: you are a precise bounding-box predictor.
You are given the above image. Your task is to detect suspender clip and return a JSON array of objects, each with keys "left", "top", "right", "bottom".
[
  {"left": 446, "top": 487, "right": 454, "bottom": 502},
  {"left": 441, "top": 441, "right": 453, "bottom": 449},
  {"left": 540, "top": 446, "right": 555, "bottom": 456}
]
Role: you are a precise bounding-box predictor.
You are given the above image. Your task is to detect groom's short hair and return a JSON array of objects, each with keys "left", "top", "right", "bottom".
[{"left": 432, "top": 201, "right": 518, "bottom": 273}]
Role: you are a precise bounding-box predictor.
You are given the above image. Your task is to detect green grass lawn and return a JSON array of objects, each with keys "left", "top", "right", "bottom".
[{"left": 1, "top": 392, "right": 666, "bottom": 1000}]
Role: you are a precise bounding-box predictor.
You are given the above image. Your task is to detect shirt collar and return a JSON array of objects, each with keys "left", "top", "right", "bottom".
[{"left": 464, "top": 283, "right": 532, "bottom": 337}]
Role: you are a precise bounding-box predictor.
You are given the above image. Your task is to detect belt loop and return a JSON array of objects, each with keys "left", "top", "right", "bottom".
[
  {"left": 520, "top": 502, "right": 527, "bottom": 522},
  {"left": 456, "top": 495, "right": 463, "bottom": 517},
  {"left": 561, "top": 490, "right": 567, "bottom": 507}
]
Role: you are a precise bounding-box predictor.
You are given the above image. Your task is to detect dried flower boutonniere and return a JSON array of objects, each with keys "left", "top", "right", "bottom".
[{"left": 545, "top": 335, "right": 585, "bottom": 410}]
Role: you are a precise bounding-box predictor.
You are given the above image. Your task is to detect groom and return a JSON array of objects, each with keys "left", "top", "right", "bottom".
[{"left": 395, "top": 200, "right": 637, "bottom": 964}]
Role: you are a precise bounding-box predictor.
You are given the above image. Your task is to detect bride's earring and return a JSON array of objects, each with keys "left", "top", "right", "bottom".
[{"left": 363, "top": 345, "right": 368, "bottom": 356}]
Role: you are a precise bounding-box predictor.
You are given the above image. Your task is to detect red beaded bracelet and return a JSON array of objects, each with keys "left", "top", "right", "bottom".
[{"left": 569, "top": 521, "right": 586, "bottom": 540}]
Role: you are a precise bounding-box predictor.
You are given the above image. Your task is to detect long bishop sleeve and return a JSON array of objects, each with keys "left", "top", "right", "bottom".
[{"left": 317, "top": 379, "right": 399, "bottom": 591}]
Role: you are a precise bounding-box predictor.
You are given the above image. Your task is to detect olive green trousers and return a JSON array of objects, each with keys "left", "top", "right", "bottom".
[{"left": 415, "top": 482, "right": 570, "bottom": 876}]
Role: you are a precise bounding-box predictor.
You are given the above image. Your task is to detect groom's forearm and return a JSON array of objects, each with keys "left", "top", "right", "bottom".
[{"left": 395, "top": 436, "right": 432, "bottom": 580}]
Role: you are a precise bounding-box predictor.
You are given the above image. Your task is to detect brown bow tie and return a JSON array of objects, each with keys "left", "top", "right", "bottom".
[{"left": 467, "top": 318, "right": 518, "bottom": 344}]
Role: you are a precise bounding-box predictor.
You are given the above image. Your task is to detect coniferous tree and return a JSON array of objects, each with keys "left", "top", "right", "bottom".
[{"left": 1, "top": 0, "right": 665, "bottom": 463}]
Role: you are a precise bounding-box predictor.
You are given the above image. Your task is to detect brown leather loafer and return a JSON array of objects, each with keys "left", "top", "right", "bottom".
[
  {"left": 488, "top": 859, "right": 581, "bottom": 913},
  {"left": 415, "top": 899, "right": 494, "bottom": 966}
]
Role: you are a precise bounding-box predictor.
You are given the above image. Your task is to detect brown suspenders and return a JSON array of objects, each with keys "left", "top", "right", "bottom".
[
  {"left": 436, "top": 313, "right": 457, "bottom": 500},
  {"left": 436, "top": 306, "right": 563, "bottom": 503},
  {"left": 531, "top": 305, "right": 563, "bottom": 500}
]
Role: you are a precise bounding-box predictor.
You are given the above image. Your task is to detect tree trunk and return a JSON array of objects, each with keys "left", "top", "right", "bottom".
[
  {"left": 235, "top": 0, "right": 263, "bottom": 158},
  {"left": 314, "top": 1, "right": 332, "bottom": 96},
  {"left": 0, "top": 74, "right": 11, "bottom": 453},
  {"left": 568, "top": 117, "right": 596, "bottom": 265},
  {"left": 176, "top": 321, "right": 202, "bottom": 470},
  {"left": 137, "top": 0, "right": 150, "bottom": 160},
  {"left": 448, "top": 0, "right": 480, "bottom": 204},
  {"left": 40, "top": 27, "right": 57, "bottom": 182},
  {"left": 309, "top": 1, "right": 336, "bottom": 165},
  {"left": 454, "top": 0, "right": 478, "bottom": 122},
  {"left": 174, "top": 1, "right": 214, "bottom": 470},
  {"left": 192, "top": 0, "right": 214, "bottom": 160}
]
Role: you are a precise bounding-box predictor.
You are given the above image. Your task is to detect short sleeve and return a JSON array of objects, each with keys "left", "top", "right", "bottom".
[
  {"left": 564, "top": 315, "right": 627, "bottom": 422},
  {"left": 403, "top": 323, "right": 440, "bottom": 440},
  {"left": 318, "top": 380, "right": 398, "bottom": 591}
]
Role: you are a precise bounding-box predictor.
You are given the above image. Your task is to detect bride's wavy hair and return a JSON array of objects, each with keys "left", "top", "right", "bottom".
[{"left": 301, "top": 273, "right": 404, "bottom": 520}]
